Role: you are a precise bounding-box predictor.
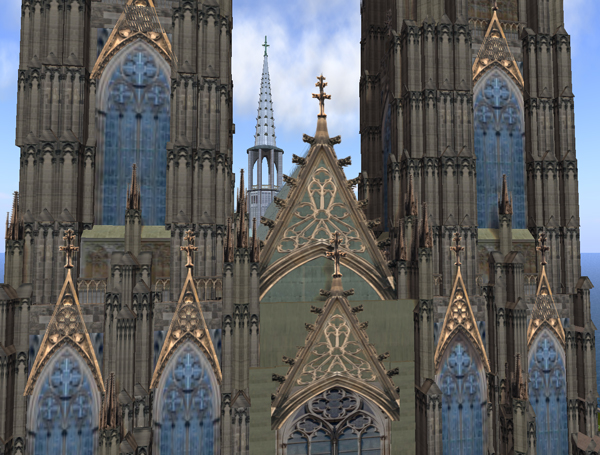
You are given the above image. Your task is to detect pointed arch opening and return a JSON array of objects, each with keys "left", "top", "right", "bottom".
[
  {"left": 277, "top": 387, "right": 390, "bottom": 455},
  {"left": 528, "top": 328, "right": 568, "bottom": 454},
  {"left": 95, "top": 39, "right": 171, "bottom": 226},
  {"left": 153, "top": 341, "right": 220, "bottom": 455},
  {"left": 27, "top": 345, "right": 101, "bottom": 455},
  {"left": 262, "top": 156, "right": 270, "bottom": 186},
  {"left": 473, "top": 68, "right": 526, "bottom": 229},
  {"left": 435, "top": 332, "right": 488, "bottom": 455}
]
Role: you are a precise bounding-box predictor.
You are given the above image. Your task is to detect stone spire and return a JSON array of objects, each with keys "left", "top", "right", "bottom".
[
  {"left": 100, "top": 372, "right": 120, "bottom": 430},
  {"left": 254, "top": 36, "right": 276, "bottom": 147},
  {"left": 5, "top": 191, "right": 21, "bottom": 241},
  {"left": 406, "top": 175, "right": 418, "bottom": 217},
  {"left": 126, "top": 164, "right": 141, "bottom": 211},
  {"left": 251, "top": 218, "right": 260, "bottom": 263},
  {"left": 237, "top": 170, "right": 248, "bottom": 249},
  {"left": 499, "top": 174, "right": 513, "bottom": 216}
]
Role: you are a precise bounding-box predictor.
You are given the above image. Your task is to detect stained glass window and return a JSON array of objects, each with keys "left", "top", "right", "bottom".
[
  {"left": 96, "top": 40, "right": 170, "bottom": 226},
  {"left": 528, "top": 329, "right": 568, "bottom": 454},
  {"left": 474, "top": 69, "right": 525, "bottom": 229},
  {"left": 436, "top": 336, "right": 487, "bottom": 455},
  {"left": 154, "top": 342, "right": 220, "bottom": 455},
  {"left": 282, "top": 388, "right": 385, "bottom": 455},
  {"left": 29, "top": 346, "right": 100, "bottom": 455}
]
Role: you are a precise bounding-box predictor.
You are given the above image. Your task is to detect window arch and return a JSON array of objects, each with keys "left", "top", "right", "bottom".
[
  {"left": 435, "top": 334, "right": 487, "bottom": 455},
  {"left": 28, "top": 346, "right": 101, "bottom": 455},
  {"left": 153, "top": 341, "right": 220, "bottom": 455},
  {"left": 528, "top": 329, "right": 568, "bottom": 454},
  {"left": 474, "top": 68, "right": 526, "bottom": 229},
  {"left": 279, "top": 387, "right": 388, "bottom": 455},
  {"left": 95, "top": 39, "right": 170, "bottom": 226}
]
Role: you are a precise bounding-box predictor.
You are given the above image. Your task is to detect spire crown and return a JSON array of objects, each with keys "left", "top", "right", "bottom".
[{"left": 254, "top": 39, "right": 277, "bottom": 147}]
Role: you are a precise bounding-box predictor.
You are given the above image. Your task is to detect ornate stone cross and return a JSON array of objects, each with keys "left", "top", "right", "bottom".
[
  {"left": 60, "top": 229, "right": 79, "bottom": 269},
  {"left": 537, "top": 232, "right": 550, "bottom": 266},
  {"left": 181, "top": 230, "right": 198, "bottom": 269},
  {"left": 263, "top": 36, "right": 269, "bottom": 57},
  {"left": 450, "top": 231, "right": 464, "bottom": 267},
  {"left": 312, "top": 74, "right": 331, "bottom": 117},
  {"left": 326, "top": 232, "right": 347, "bottom": 278}
]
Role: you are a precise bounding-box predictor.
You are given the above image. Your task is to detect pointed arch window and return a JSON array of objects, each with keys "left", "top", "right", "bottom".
[
  {"left": 95, "top": 40, "right": 170, "bottom": 226},
  {"left": 436, "top": 335, "right": 487, "bottom": 455},
  {"left": 474, "top": 68, "right": 525, "bottom": 229},
  {"left": 280, "top": 388, "right": 387, "bottom": 455},
  {"left": 28, "top": 346, "right": 100, "bottom": 455},
  {"left": 528, "top": 329, "right": 568, "bottom": 454},
  {"left": 153, "top": 341, "right": 220, "bottom": 455}
]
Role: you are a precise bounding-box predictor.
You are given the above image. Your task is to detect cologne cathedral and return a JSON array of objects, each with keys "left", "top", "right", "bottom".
[{"left": 0, "top": 0, "right": 597, "bottom": 454}]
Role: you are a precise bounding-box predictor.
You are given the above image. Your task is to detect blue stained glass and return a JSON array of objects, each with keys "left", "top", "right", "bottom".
[
  {"left": 528, "top": 330, "right": 568, "bottom": 454},
  {"left": 155, "top": 342, "right": 219, "bottom": 455},
  {"left": 474, "top": 70, "right": 526, "bottom": 229},
  {"left": 30, "top": 347, "right": 99, "bottom": 455},
  {"left": 97, "top": 40, "right": 170, "bottom": 226},
  {"left": 437, "top": 336, "right": 487, "bottom": 455}
]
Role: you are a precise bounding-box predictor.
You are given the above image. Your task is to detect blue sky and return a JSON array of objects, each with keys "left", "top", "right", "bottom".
[{"left": 0, "top": 0, "right": 598, "bottom": 251}]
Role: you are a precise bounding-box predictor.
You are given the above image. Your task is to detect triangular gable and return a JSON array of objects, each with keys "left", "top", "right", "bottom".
[
  {"left": 271, "top": 283, "right": 400, "bottom": 428},
  {"left": 91, "top": 0, "right": 175, "bottom": 80},
  {"left": 260, "top": 118, "right": 394, "bottom": 297},
  {"left": 25, "top": 269, "right": 104, "bottom": 395},
  {"left": 472, "top": 8, "right": 524, "bottom": 87},
  {"left": 150, "top": 268, "right": 222, "bottom": 389},
  {"left": 434, "top": 265, "right": 490, "bottom": 373},
  {"left": 527, "top": 264, "right": 565, "bottom": 346}
]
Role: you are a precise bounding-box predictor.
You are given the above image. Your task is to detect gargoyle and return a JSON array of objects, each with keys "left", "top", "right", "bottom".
[
  {"left": 338, "top": 156, "right": 352, "bottom": 168},
  {"left": 274, "top": 197, "right": 286, "bottom": 209},
  {"left": 302, "top": 134, "right": 315, "bottom": 145},
  {"left": 292, "top": 154, "right": 307, "bottom": 166},
  {"left": 378, "top": 352, "right": 390, "bottom": 362},
  {"left": 386, "top": 368, "right": 400, "bottom": 378},
  {"left": 261, "top": 217, "right": 275, "bottom": 229},
  {"left": 352, "top": 305, "right": 364, "bottom": 314},
  {"left": 283, "top": 174, "right": 297, "bottom": 187},
  {"left": 329, "top": 135, "right": 342, "bottom": 146},
  {"left": 282, "top": 356, "right": 295, "bottom": 366},
  {"left": 310, "top": 306, "right": 323, "bottom": 315},
  {"left": 272, "top": 374, "right": 286, "bottom": 384}
]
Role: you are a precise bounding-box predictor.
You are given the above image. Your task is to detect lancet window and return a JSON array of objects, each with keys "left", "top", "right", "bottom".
[
  {"left": 528, "top": 329, "right": 568, "bottom": 454},
  {"left": 280, "top": 388, "right": 387, "bottom": 455},
  {"left": 436, "top": 335, "right": 487, "bottom": 455},
  {"left": 474, "top": 68, "right": 525, "bottom": 229},
  {"left": 154, "top": 341, "right": 220, "bottom": 455},
  {"left": 96, "top": 40, "right": 170, "bottom": 226},
  {"left": 28, "top": 346, "right": 100, "bottom": 455}
]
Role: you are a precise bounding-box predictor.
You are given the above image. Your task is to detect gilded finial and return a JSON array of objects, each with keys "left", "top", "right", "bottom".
[
  {"left": 263, "top": 36, "right": 269, "bottom": 57},
  {"left": 492, "top": 0, "right": 498, "bottom": 12},
  {"left": 181, "top": 230, "right": 198, "bottom": 269},
  {"left": 450, "top": 231, "right": 464, "bottom": 267},
  {"left": 537, "top": 232, "right": 550, "bottom": 267},
  {"left": 326, "top": 232, "right": 346, "bottom": 278},
  {"left": 60, "top": 229, "right": 79, "bottom": 269},
  {"left": 312, "top": 74, "right": 331, "bottom": 117}
]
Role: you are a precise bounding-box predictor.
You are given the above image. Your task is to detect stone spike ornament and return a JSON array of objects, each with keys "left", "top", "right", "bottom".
[
  {"left": 237, "top": 169, "right": 248, "bottom": 249},
  {"left": 434, "top": 232, "right": 490, "bottom": 373},
  {"left": 5, "top": 191, "right": 22, "bottom": 241},
  {"left": 90, "top": 0, "right": 175, "bottom": 79},
  {"left": 25, "top": 230, "right": 105, "bottom": 395},
  {"left": 225, "top": 218, "right": 234, "bottom": 263},
  {"left": 527, "top": 232, "right": 565, "bottom": 346},
  {"left": 472, "top": 5, "right": 524, "bottom": 87},
  {"left": 269, "top": 233, "right": 400, "bottom": 428},
  {"left": 150, "top": 234, "right": 222, "bottom": 388},
  {"left": 255, "top": 36, "right": 277, "bottom": 147},
  {"left": 126, "top": 164, "right": 141, "bottom": 211},
  {"left": 499, "top": 174, "right": 513, "bottom": 215},
  {"left": 251, "top": 217, "right": 261, "bottom": 263}
]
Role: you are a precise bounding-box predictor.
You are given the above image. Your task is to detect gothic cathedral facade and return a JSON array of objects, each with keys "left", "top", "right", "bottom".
[{"left": 0, "top": 1, "right": 596, "bottom": 455}]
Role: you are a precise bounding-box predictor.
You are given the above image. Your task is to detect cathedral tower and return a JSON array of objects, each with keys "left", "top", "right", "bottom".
[{"left": 247, "top": 37, "right": 284, "bottom": 224}]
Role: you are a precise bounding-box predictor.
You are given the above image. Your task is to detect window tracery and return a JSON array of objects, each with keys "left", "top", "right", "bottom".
[
  {"left": 528, "top": 329, "right": 568, "bottom": 454},
  {"left": 154, "top": 341, "right": 220, "bottom": 455},
  {"left": 436, "top": 336, "right": 487, "bottom": 455},
  {"left": 474, "top": 69, "right": 525, "bottom": 229},
  {"left": 280, "top": 388, "right": 386, "bottom": 455},
  {"left": 28, "top": 346, "right": 100, "bottom": 455},
  {"left": 96, "top": 40, "right": 170, "bottom": 226}
]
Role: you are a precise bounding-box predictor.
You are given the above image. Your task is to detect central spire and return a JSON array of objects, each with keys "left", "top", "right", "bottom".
[{"left": 254, "top": 36, "right": 276, "bottom": 147}]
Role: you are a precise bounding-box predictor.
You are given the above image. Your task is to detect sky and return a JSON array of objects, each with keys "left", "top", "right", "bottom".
[{"left": 0, "top": 0, "right": 598, "bottom": 251}]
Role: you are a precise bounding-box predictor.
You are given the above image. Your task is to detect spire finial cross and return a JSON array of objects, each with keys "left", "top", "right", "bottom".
[
  {"left": 537, "top": 231, "right": 550, "bottom": 266},
  {"left": 492, "top": 0, "right": 498, "bottom": 12},
  {"left": 60, "top": 229, "right": 79, "bottom": 269},
  {"left": 312, "top": 74, "right": 331, "bottom": 117},
  {"left": 263, "top": 36, "right": 269, "bottom": 57},
  {"left": 181, "top": 230, "right": 198, "bottom": 269},
  {"left": 450, "top": 231, "right": 465, "bottom": 267},
  {"left": 326, "top": 232, "right": 347, "bottom": 278}
]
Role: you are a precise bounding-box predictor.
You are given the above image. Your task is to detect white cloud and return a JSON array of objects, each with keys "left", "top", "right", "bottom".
[{"left": 232, "top": 0, "right": 361, "bottom": 143}]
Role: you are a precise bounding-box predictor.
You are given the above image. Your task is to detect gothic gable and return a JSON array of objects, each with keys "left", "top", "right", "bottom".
[
  {"left": 91, "top": 0, "right": 175, "bottom": 80},
  {"left": 271, "top": 279, "right": 400, "bottom": 429},
  {"left": 150, "top": 266, "right": 222, "bottom": 388},
  {"left": 259, "top": 118, "right": 394, "bottom": 300}
]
